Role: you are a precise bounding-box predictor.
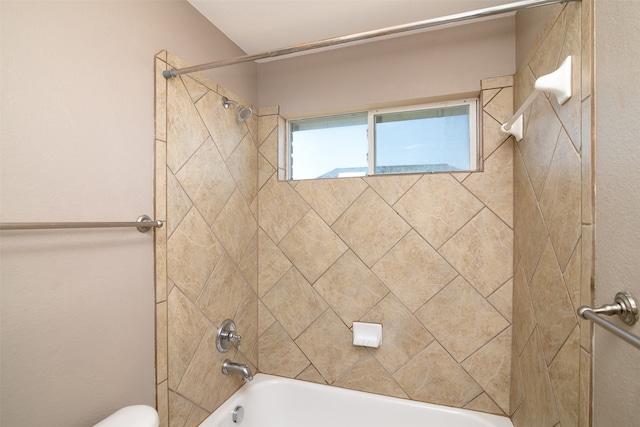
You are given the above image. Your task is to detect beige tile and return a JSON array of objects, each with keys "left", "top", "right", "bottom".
[
  {"left": 579, "top": 347, "right": 591, "bottom": 427},
  {"left": 482, "top": 88, "right": 501, "bottom": 106},
  {"left": 519, "top": 328, "right": 559, "bottom": 426},
  {"left": 512, "top": 262, "right": 537, "bottom": 355},
  {"left": 529, "top": 6, "right": 568, "bottom": 79},
  {"left": 464, "top": 393, "right": 504, "bottom": 416},
  {"left": 258, "top": 124, "right": 278, "bottom": 169},
  {"left": 262, "top": 268, "right": 328, "bottom": 339},
  {"left": 278, "top": 210, "right": 347, "bottom": 283},
  {"left": 258, "top": 299, "right": 276, "bottom": 336},
  {"left": 462, "top": 328, "right": 512, "bottom": 413},
  {"left": 258, "top": 153, "right": 275, "bottom": 190},
  {"left": 234, "top": 287, "right": 259, "bottom": 366},
  {"left": 529, "top": 241, "right": 578, "bottom": 364},
  {"left": 176, "top": 138, "right": 236, "bottom": 226},
  {"left": 258, "top": 115, "right": 278, "bottom": 146},
  {"left": 364, "top": 174, "right": 420, "bottom": 205},
  {"left": 488, "top": 279, "right": 513, "bottom": 323},
  {"left": 580, "top": 225, "right": 593, "bottom": 351},
  {"left": 258, "top": 175, "right": 310, "bottom": 243},
  {"left": 167, "top": 287, "right": 211, "bottom": 389},
  {"left": 362, "top": 294, "right": 434, "bottom": 373},
  {"left": 394, "top": 342, "right": 482, "bottom": 407},
  {"left": 212, "top": 190, "right": 257, "bottom": 264},
  {"left": 334, "top": 354, "right": 408, "bottom": 399},
  {"left": 185, "top": 406, "right": 210, "bottom": 427},
  {"left": 156, "top": 301, "right": 168, "bottom": 384},
  {"left": 333, "top": 188, "right": 410, "bottom": 266},
  {"left": 440, "top": 208, "right": 513, "bottom": 297},
  {"left": 181, "top": 75, "right": 209, "bottom": 102},
  {"left": 314, "top": 250, "right": 388, "bottom": 324},
  {"left": 416, "top": 276, "right": 508, "bottom": 362},
  {"left": 581, "top": 98, "right": 593, "bottom": 225},
  {"left": 549, "top": 325, "right": 580, "bottom": 427},
  {"left": 581, "top": 0, "right": 592, "bottom": 101},
  {"left": 258, "top": 106, "right": 279, "bottom": 116},
  {"left": 509, "top": 348, "right": 525, "bottom": 415},
  {"left": 168, "top": 390, "right": 197, "bottom": 427},
  {"left": 155, "top": 59, "right": 167, "bottom": 142},
  {"left": 539, "top": 128, "right": 582, "bottom": 270},
  {"left": 482, "top": 112, "right": 511, "bottom": 160},
  {"left": 257, "top": 229, "right": 292, "bottom": 297},
  {"left": 258, "top": 322, "right": 310, "bottom": 378},
  {"left": 514, "top": 145, "right": 549, "bottom": 283},
  {"left": 481, "top": 75, "right": 514, "bottom": 90},
  {"left": 518, "top": 93, "right": 562, "bottom": 198},
  {"left": 227, "top": 133, "right": 258, "bottom": 205},
  {"left": 167, "top": 170, "right": 192, "bottom": 237},
  {"left": 167, "top": 208, "right": 223, "bottom": 301},
  {"left": 296, "top": 364, "right": 327, "bottom": 384},
  {"left": 394, "top": 174, "right": 483, "bottom": 249},
  {"left": 156, "top": 380, "right": 168, "bottom": 427},
  {"left": 463, "top": 139, "right": 514, "bottom": 227},
  {"left": 372, "top": 230, "right": 457, "bottom": 313},
  {"left": 166, "top": 76, "right": 209, "bottom": 174},
  {"left": 295, "top": 309, "right": 366, "bottom": 383},
  {"left": 563, "top": 237, "right": 582, "bottom": 314},
  {"left": 484, "top": 87, "right": 514, "bottom": 125},
  {"left": 196, "top": 253, "right": 252, "bottom": 324},
  {"left": 196, "top": 91, "right": 247, "bottom": 161},
  {"left": 295, "top": 177, "right": 368, "bottom": 225},
  {"left": 554, "top": 3, "right": 582, "bottom": 148},
  {"left": 177, "top": 326, "right": 244, "bottom": 412},
  {"left": 238, "top": 232, "right": 258, "bottom": 293}
]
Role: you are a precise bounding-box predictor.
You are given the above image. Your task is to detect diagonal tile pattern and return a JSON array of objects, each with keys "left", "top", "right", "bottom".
[
  {"left": 156, "top": 57, "right": 259, "bottom": 426},
  {"left": 256, "top": 78, "right": 515, "bottom": 415},
  {"left": 510, "top": 2, "right": 593, "bottom": 426}
]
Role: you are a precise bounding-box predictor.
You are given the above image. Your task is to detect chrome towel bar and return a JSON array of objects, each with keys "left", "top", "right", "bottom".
[
  {"left": 0, "top": 215, "right": 163, "bottom": 233},
  {"left": 578, "top": 292, "right": 640, "bottom": 349}
]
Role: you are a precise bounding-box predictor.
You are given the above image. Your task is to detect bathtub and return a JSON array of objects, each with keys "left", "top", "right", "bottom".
[{"left": 199, "top": 374, "right": 513, "bottom": 427}]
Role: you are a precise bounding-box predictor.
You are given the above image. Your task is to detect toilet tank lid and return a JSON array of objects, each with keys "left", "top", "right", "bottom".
[{"left": 93, "top": 405, "right": 159, "bottom": 427}]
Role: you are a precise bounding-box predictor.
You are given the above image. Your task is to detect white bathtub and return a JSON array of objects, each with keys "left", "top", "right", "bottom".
[{"left": 199, "top": 374, "right": 513, "bottom": 427}]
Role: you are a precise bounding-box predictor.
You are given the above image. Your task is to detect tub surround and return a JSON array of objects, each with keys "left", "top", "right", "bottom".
[
  {"left": 155, "top": 51, "right": 259, "bottom": 427},
  {"left": 256, "top": 77, "right": 514, "bottom": 415},
  {"left": 510, "top": 1, "right": 592, "bottom": 426}
]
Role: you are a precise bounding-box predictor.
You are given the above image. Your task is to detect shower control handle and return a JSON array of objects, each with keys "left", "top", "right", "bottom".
[{"left": 216, "top": 319, "right": 242, "bottom": 352}]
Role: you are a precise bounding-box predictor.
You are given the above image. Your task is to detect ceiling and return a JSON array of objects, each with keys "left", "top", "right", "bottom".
[{"left": 187, "top": 0, "right": 521, "bottom": 55}]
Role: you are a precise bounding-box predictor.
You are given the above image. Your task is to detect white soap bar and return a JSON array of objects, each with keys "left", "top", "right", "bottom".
[{"left": 352, "top": 322, "right": 383, "bottom": 348}]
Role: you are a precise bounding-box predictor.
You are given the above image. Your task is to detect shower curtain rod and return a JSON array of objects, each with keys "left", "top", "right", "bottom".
[{"left": 164, "top": 0, "right": 578, "bottom": 79}]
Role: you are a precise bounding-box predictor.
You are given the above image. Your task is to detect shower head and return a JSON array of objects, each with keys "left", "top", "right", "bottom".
[{"left": 222, "top": 96, "right": 253, "bottom": 122}]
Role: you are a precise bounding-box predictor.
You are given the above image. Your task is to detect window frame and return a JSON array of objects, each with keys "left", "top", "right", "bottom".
[{"left": 285, "top": 97, "right": 480, "bottom": 180}]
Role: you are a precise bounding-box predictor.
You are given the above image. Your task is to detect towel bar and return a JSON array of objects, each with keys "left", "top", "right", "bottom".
[
  {"left": 578, "top": 292, "right": 640, "bottom": 349},
  {"left": 0, "top": 215, "right": 163, "bottom": 233}
]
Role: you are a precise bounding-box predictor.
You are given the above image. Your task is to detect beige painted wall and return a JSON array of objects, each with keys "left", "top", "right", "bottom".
[
  {"left": 593, "top": 0, "right": 640, "bottom": 424},
  {"left": 0, "top": 2, "right": 255, "bottom": 426},
  {"left": 257, "top": 16, "right": 515, "bottom": 117}
]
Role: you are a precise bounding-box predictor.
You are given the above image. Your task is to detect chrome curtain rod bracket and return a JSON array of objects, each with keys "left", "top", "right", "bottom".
[
  {"left": 578, "top": 292, "right": 640, "bottom": 349},
  {"left": 163, "top": 0, "right": 580, "bottom": 79},
  {"left": 0, "top": 215, "right": 164, "bottom": 233}
]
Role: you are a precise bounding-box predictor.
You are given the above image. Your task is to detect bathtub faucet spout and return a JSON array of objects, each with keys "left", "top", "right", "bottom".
[{"left": 222, "top": 359, "right": 253, "bottom": 382}]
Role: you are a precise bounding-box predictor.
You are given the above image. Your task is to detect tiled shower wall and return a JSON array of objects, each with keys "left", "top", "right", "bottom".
[
  {"left": 510, "top": 1, "right": 592, "bottom": 426},
  {"left": 155, "top": 51, "right": 259, "bottom": 427},
  {"left": 256, "top": 77, "right": 515, "bottom": 415}
]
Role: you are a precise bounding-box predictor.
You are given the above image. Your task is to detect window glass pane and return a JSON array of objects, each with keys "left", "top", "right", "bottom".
[
  {"left": 374, "top": 104, "right": 471, "bottom": 174},
  {"left": 289, "top": 112, "right": 368, "bottom": 180}
]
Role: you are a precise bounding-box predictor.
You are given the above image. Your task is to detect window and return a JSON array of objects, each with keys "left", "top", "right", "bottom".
[{"left": 286, "top": 98, "right": 479, "bottom": 180}]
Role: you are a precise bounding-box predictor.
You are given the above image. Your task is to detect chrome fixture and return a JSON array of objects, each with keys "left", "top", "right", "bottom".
[
  {"left": 222, "top": 96, "right": 252, "bottom": 121},
  {"left": 232, "top": 406, "right": 244, "bottom": 424},
  {"left": 216, "top": 319, "right": 242, "bottom": 352},
  {"left": 163, "top": 0, "right": 579, "bottom": 79},
  {"left": 578, "top": 292, "right": 640, "bottom": 349},
  {"left": 222, "top": 359, "right": 254, "bottom": 382},
  {"left": 0, "top": 214, "right": 163, "bottom": 233}
]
